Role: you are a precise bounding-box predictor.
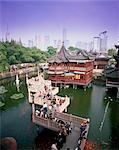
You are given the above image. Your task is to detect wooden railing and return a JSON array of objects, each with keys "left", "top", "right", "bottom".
[
  {"left": 49, "top": 77, "right": 87, "bottom": 85},
  {"left": 48, "top": 66, "right": 94, "bottom": 72}
]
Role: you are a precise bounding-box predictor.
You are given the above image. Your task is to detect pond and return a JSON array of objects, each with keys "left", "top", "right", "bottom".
[{"left": 0, "top": 77, "right": 119, "bottom": 149}]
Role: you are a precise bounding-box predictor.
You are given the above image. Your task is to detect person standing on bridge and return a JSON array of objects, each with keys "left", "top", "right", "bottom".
[
  {"left": 51, "top": 143, "right": 58, "bottom": 150},
  {"left": 43, "top": 102, "right": 48, "bottom": 118}
]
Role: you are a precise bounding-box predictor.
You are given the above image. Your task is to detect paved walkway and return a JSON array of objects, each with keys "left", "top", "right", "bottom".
[{"left": 62, "top": 126, "right": 80, "bottom": 150}]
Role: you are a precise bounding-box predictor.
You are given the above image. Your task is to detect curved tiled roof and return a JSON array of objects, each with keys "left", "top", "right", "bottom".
[
  {"left": 105, "top": 45, "right": 119, "bottom": 78},
  {"left": 48, "top": 44, "right": 93, "bottom": 63},
  {"left": 106, "top": 68, "right": 119, "bottom": 78}
]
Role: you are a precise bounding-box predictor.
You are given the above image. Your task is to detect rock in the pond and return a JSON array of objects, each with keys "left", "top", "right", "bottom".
[
  {"left": 0, "top": 137, "right": 17, "bottom": 150},
  {"left": 10, "top": 93, "right": 24, "bottom": 100},
  {"left": 0, "top": 101, "right": 5, "bottom": 107},
  {"left": 0, "top": 86, "right": 8, "bottom": 94}
]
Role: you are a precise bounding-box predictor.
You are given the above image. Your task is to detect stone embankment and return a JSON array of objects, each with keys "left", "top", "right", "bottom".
[{"left": 0, "top": 66, "right": 38, "bottom": 79}]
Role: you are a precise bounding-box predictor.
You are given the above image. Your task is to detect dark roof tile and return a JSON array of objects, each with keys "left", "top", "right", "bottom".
[{"left": 48, "top": 44, "right": 93, "bottom": 63}]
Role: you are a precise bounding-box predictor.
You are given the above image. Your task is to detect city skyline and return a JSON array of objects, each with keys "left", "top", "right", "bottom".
[{"left": 0, "top": 0, "right": 119, "bottom": 49}]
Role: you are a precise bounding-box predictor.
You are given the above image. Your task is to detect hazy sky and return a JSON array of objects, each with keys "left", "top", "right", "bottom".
[{"left": 0, "top": 0, "right": 119, "bottom": 48}]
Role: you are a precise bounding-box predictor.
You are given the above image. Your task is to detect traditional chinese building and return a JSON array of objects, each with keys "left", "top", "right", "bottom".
[
  {"left": 94, "top": 53, "right": 109, "bottom": 69},
  {"left": 48, "top": 43, "right": 94, "bottom": 87},
  {"left": 106, "top": 45, "right": 119, "bottom": 98},
  {"left": 93, "top": 53, "right": 109, "bottom": 77}
]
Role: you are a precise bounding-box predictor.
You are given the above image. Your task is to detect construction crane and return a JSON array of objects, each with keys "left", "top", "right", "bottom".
[{"left": 99, "top": 31, "right": 107, "bottom": 37}]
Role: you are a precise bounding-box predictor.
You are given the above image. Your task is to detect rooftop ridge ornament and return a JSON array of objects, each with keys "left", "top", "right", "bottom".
[
  {"left": 115, "top": 45, "right": 119, "bottom": 56},
  {"left": 114, "top": 45, "right": 119, "bottom": 69}
]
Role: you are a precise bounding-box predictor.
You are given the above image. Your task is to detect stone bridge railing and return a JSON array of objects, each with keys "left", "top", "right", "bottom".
[
  {"left": 32, "top": 113, "right": 61, "bottom": 131},
  {"left": 32, "top": 110, "right": 88, "bottom": 131},
  {"left": 54, "top": 112, "right": 87, "bottom": 126}
]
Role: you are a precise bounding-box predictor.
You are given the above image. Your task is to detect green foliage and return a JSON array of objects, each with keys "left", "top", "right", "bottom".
[
  {"left": 0, "top": 51, "right": 7, "bottom": 63},
  {"left": 108, "top": 49, "right": 116, "bottom": 57},
  {"left": 68, "top": 46, "right": 80, "bottom": 51},
  {"left": 47, "top": 46, "right": 57, "bottom": 56},
  {"left": 8, "top": 55, "right": 18, "bottom": 64},
  {"left": 0, "top": 41, "right": 49, "bottom": 72}
]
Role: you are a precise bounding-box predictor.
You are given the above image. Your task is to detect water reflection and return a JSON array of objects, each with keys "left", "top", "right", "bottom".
[
  {"left": 58, "top": 87, "right": 92, "bottom": 117},
  {"left": 109, "top": 101, "right": 119, "bottom": 149},
  {"left": 0, "top": 78, "right": 39, "bottom": 149}
]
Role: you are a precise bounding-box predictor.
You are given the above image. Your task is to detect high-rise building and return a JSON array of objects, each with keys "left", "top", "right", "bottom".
[
  {"left": 93, "top": 37, "right": 100, "bottom": 52},
  {"left": 36, "top": 35, "right": 41, "bottom": 49},
  {"left": 28, "top": 39, "right": 33, "bottom": 48},
  {"left": 44, "top": 35, "right": 50, "bottom": 51},
  {"left": 34, "top": 35, "right": 42, "bottom": 49},
  {"left": 99, "top": 31, "right": 108, "bottom": 52},
  {"left": 53, "top": 40, "right": 57, "bottom": 48},
  {"left": 5, "top": 24, "right": 10, "bottom": 42},
  {"left": 63, "top": 28, "right": 67, "bottom": 41},
  {"left": 18, "top": 38, "right": 22, "bottom": 45},
  {"left": 75, "top": 41, "right": 90, "bottom": 51},
  {"left": 57, "top": 40, "right": 62, "bottom": 50},
  {"left": 35, "top": 35, "right": 38, "bottom": 48},
  {"left": 62, "top": 28, "right": 69, "bottom": 48}
]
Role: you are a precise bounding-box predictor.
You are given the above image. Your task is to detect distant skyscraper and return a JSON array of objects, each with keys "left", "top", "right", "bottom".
[
  {"left": 28, "top": 39, "right": 33, "bottom": 48},
  {"left": 62, "top": 28, "right": 68, "bottom": 48},
  {"left": 5, "top": 24, "right": 10, "bottom": 41},
  {"left": 35, "top": 35, "right": 38, "bottom": 48},
  {"left": 44, "top": 35, "right": 50, "bottom": 50},
  {"left": 93, "top": 37, "right": 100, "bottom": 52},
  {"left": 18, "top": 38, "right": 22, "bottom": 45},
  {"left": 99, "top": 31, "right": 108, "bottom": 52},
  {"left": 65, "top": 40, "right": 69, "bottom": 48},
  {"left": 37, "top": 35, "right": 42, "bottom": 49},
  {"left": 89, "top": 41, "right": 93, "bottom": 51},
  {"left": 75, "top": 41, "right": 89, "bottom": 50},
  {"left": 63, "top": 28, "right": 67, "bottom": 41},
  {"left": 57, "top": 40, "right": 62, "bottom": 50},
  {"left": 53, "top": 40, "right": 57, "bottom": 48}
]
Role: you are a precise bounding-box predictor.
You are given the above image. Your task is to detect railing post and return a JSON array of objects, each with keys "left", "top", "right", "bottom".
[
  {"left": 32, "top": 103, "right": 35, "bottom": 115},
  {"left": 70, "top": 114, "right": 72, "bottom": 122},
  {"left": 117, "top": 87, "right": 119, "bottom": 99},
  {"left": 32, "top": 102, "right": 35, "bottom": 122}
]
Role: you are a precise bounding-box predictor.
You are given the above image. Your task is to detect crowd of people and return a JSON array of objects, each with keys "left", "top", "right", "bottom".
[
  {"left": 75, "top": 119, "right": 90, "bottom": 150},
  {"left": 35, "top": 106, "right": 72, "bottom": 150},
  {"left": 51, "top": 121, "right": 72, "bottom": 150},
  {"left": 35, "top": 93, "right": 67, "bottom": 120}
]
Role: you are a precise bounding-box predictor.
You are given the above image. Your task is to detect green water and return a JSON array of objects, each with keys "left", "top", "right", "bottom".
[{"left": 0, "top": 78, "right": 119, "bottom": 149}]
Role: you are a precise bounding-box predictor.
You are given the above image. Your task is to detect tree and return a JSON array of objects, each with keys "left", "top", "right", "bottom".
[
  {"left": 47, "top": 46, "right": 57, "bottom": 57},
  {"left": 108, "top": 49, "right": 116, "bottom": 57},
  {"left": 8, "top": 55, "right": 18, "bottom": 64},
  {"left": 0, "top": 52, "right": 7, "bottom": 63},
  {"left": 0, "top": 41, "right": 54, "bottom": 72},
  {"left": 68, "top": 46, "right": 80, "bottom": 51}
]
